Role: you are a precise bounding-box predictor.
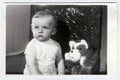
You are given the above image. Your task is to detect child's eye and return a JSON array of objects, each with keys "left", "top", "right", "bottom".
[
  {"left": 34, "top": 26, "right": 39, "bottom": 28},
  {"left": 43, "top": 26, "right": 50, "bottom": 29}
]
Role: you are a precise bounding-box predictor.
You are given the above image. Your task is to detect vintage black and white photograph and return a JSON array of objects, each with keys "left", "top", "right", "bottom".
[{"left": 5, "top": 3, "right": 108, "bottom": 75}]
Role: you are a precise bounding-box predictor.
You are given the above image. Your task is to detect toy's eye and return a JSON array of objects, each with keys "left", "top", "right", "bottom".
[
  {"left": 79, "top": 48, "right": 81, "bottom": 50},
  {"left": 72, "top": 46, "right": 74, "bottom": 49},
  {"left": 71, "top": 51, "right": 73, "bottom": 53}
]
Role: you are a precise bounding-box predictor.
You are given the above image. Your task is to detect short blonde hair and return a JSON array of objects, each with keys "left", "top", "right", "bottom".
[{"left": 32, "top": 10, "right": 57, "bottom": 27}]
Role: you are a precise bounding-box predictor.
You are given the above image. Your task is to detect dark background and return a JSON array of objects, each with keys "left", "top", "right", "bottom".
[{"left": 30, "top": 5, "right": 102, "bottom": 57}]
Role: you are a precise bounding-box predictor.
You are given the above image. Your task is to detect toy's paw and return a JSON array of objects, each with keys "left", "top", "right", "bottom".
[
  {"left": 71, "top": 65, "right": 81, "bottom": 74},
  {"left": 80, "top": 56, "right": 87, "bottom": 66},
  {"left": 65, "top": 60, "right": 73, "bottom": 70},
  {"left": 65, "top": 52, "right": 70, "bottom": 60}
]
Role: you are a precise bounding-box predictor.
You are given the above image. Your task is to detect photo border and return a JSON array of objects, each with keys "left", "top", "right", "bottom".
[{"left": 1, "top": 1, "right": 119, "bottom": 80}]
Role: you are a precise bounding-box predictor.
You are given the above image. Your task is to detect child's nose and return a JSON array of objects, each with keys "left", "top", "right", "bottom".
[{"left": 38, "top": 28, "right": 43, "bottom": 33}]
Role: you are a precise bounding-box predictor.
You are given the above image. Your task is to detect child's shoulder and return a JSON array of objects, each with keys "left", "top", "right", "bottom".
[
  {"left": 50, "top": 39, "right": 61, "bottom": 48},
  {"left": 26, "top": 38, "right": 36, "bottom": 47}
]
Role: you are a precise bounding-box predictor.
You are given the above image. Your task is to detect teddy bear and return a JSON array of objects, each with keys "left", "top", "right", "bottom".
[{"left": 65, "top": 39, "right": 90, "bottom": 74}]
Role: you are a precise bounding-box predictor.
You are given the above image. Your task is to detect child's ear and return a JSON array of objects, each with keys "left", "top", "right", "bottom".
[{"left": 51, "top": 28, "right": 57, "bottom": 35}]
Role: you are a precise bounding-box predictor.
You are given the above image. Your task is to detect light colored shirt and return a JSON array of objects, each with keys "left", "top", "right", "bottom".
[{"left": 24, "top": 38, "right": 63, "bottom": 74}]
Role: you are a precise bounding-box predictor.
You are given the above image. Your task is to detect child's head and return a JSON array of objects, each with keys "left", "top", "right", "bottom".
[{"left": 31, "top": 11, "right": 57, "bottom": 42}]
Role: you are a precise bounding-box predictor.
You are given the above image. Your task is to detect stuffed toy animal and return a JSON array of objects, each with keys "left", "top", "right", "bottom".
[{"left": 65, "top": 39, "right": 89, "bottom": 74}]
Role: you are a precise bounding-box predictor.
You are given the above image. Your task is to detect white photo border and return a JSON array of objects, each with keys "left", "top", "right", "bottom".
[{"left": 1, "top": 1, "right": 119, "bottom": 80}]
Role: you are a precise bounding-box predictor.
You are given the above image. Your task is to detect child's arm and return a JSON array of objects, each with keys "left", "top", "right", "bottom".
[
  {"left": 24, "top": 40, "right": 41, "bottom": 74},
  {"left": 25, "top": 55, "right": 41, "bottom": 74},
  {"left": 57, "top": 59, "right": 65, "bottom": 74},
  {"left": 56, "top": 45, "right": 65, "bottom": 74}
]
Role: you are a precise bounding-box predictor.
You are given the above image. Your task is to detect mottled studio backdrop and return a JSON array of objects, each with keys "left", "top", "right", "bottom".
[{"left": 30, "top": 5, "right": 102, "bottom": 56}]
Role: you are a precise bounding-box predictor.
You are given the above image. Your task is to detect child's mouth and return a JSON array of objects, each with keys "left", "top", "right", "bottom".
[{"left": 38, "top": 35, "right": 43, "bottom": 37}]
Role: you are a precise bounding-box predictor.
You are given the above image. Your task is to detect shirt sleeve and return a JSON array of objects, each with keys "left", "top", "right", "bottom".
[{"left": 24, "top": 40, "right": 36, "bottom": 58}]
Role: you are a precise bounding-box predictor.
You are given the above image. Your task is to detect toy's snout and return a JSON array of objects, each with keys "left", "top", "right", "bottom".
[
  {"left": 65, "top": 49, "right": 81, "bottom": 62},
  {"left": 69, "top": 49, "right": 81, "bottom": 62}
]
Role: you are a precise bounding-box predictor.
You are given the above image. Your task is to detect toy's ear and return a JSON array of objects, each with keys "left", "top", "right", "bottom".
[
  {"left": 81, "top": 39, "right": 88, "bottom": 49},
  {"left": 77, "top": 45, "right": 86, "bottom": 50},
  {"left": 75, "top": 41, "right": 81, "bottom": 49},
  {"left": 69, "top": 41, "right": 75, "bottom": 50},
  {"left": 76, "top": 39, "right": 89, "bottom": 51}
]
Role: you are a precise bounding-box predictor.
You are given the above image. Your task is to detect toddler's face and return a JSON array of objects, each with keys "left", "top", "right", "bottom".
[{"left": 31, "top": 16, "right": 56, "bottom": 42}]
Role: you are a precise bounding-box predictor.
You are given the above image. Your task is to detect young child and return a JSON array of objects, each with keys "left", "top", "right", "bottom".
[{"left": 23, "top": 11, "right": 65, "bottom": 75}]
